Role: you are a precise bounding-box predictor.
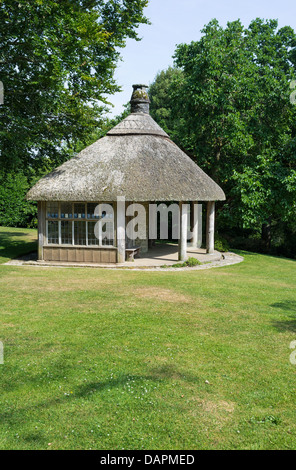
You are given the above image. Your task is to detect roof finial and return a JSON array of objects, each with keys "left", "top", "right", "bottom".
[{"left": 130, "top": 84, "right": 150, "bottom": 114}]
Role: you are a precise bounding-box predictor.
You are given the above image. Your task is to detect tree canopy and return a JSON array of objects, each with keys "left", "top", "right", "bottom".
[
  {"left": 149, "top": 19, "right": 296, "bottom": 254},
  {"left": 0, "top": 0, "right": 149, "bottom": 173}
]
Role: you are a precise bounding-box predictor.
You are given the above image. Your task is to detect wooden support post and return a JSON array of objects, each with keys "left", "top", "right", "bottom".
[
  {"left": 178, "top": 202, "right": 188, "bottom": 261},
  {"left": 189, "top": 202, "right": 202, "bottom": 248},
  {"left": 191, "top": 202, "right": 198, "bottom": 248},
  {"left": 117, "top": 197, "right": 126, "bottom": 263},
  {"left": 37, "top": 201, "right": 45, "bottom": 261},
  {"left": 206, "top": 201, "right": 215, "bottom": 254}
]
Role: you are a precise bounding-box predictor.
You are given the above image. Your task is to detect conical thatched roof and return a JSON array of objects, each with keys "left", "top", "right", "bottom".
[{"left": 27, "top": 85, "right": 225, "bottom": 203}]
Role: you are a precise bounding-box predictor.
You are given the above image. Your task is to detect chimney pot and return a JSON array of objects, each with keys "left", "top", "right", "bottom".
[{"left": 130, "top": 84, "right": 150, "bottom": 114}]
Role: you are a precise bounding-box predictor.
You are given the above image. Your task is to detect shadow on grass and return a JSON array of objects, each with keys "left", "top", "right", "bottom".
[
  {"left": 0, "top": 364, "right": 198, "bottom": 430},
  {"left": 270, "top": 301, "right": 296, "bottom": 333},
  {"left": 232, "top": 248, "right": 296, "bottom": 262},
  {"left": 74, "top": 364, "right": 200, "bottom": 398},
  {"left": 147, "top": 364, "right": 199, "bottom": 384},
  {"left": 0, "top": 230, "right": 37, "bottom": 261},
  {"left": 271, "top": 301, "right": 296, "bottom": 313},
  {"left": 0, "top": 231, "right": 31, "bottom": 237}
]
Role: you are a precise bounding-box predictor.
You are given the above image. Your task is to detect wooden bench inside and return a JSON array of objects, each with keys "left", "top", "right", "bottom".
[{"left": 125, "top": 247, "right": 141, "bottom": 261}]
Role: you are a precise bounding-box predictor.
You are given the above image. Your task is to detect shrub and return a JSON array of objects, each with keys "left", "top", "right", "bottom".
[
  {"left": 214, "top": 235, "right": 230, "bottom": 252},
  {"left": 171, "top": 257, "right": 202, "bottom": 268},
  {"left": 185, "top": 257, "right": 201, "bottom": 267}
]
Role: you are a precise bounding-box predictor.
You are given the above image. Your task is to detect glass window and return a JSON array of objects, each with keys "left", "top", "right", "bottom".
[
  {"left": 87, "top": 221, "right": 100, "bottom": 246},
  {"left": 74, "top": 221, "right": 86, "bottom": 246},
  {"left": 88, "top": 220, "right": 114, "bottom": 246},
  {"left": 60, "top": 203, "right": 73, "bottom": 219},
  {"left": 46, "top": 202, "right": 114, "bottom": 247},
  {"left": 47, "top": 220, "right": 59, "bottom": 244},
  {"left": 102, "top": 220, "right": 114, "bottom": 246},
  {"left": 61, "top": 221, "right": 72, "bottom": 245},
  {"left": 47, "top": 202, "right": 59, "bottom": 219},
  {"left": 74, "top": 203, "right": 86, "bottom": 219},
  {"left": 87, "top": 203, "right": 100, "bottom": 219}
]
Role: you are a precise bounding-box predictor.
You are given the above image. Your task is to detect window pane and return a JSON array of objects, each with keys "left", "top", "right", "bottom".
[
  {"left": 87, "top": 203, "right": 100, "bottom": 219},
  {"left": 60, "top": 203, "right": 73, "bottom": 219},
  {"left": 74, "top": 203, "right": 86, "bottom": 219},
  {"left": 47, "top": 202, "right": 59, "bottom": 219},
  {"left": 87, "top": 221, "right": 100, "bottom": 246},
  {"left": 61, "top": 221, "right": 72, "bottom": 245},
  {"left": 74, "top": 221, "right": 86, "bottom": 245},
  {"left": 88, "top": 220, "right": 114, "bottom": 246},
  {"left": 102, "top": 221, "right": 114, "bottom": 246},
  {"left": 48, "top": 221, "right": 59, "bottom": 244}
]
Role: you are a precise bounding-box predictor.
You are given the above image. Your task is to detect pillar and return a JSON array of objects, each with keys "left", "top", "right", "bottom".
[
  {"left": 189, "top": 202, "right": 203, "bottom": 248},
  {"left": 37, "top": 201, "right": 45, "bottom": 261},
  {"left": 206, "top": 201, "right": 215, "bottom": 254},
  {"left": 191, "top": 202, "right": 198, "bottom": 248},
  {"left": 117, "top": 197, "right": 126, "bottom": 263},
  {"left": 178, "top": 202, "right": 188, "bottom": 261}
]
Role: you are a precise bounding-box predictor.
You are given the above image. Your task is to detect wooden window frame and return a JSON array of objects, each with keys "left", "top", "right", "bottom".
[{"left": 45, "top": 202, "right": 115, "bottom": 248}]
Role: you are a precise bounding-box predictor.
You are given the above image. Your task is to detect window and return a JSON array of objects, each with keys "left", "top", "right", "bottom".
[
  {"left": 74, "top": 203, "right": 86, "bottom": 219},
  {"left": 87, "top": 221, "right": 100, "bottom": 246},
  {"left": 61, "top": 221, "right": 72, "bottom": 245},
  {"left": 47, "top": 202, "right": 59, "bottom": 219},
  {"left": 46, "top": 202, "right": 114, "bottom": 247},
  {"left": 47, "top": 220, "right": 59, "bottom": 244},
  {"left": 88, "top": 218, "right": 114, "bottom": 246},
  {"left": 60, "top": 203, "right": 73, "bottom": 219},
  {"left": 74, "top": 221, "right": 86, "bottom": 245},
  {"left": 87, "top": 203, "right": 100, "bottom": 219}
]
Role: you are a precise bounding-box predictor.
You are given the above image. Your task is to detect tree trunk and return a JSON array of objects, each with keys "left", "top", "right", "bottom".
[{"left": 261, "top": 217, "right": 272, "bottom": 252}]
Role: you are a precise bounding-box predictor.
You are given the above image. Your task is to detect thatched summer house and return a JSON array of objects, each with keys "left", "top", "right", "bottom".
[{"left": 26, "top": 85, "right": 225, "bottom": 264}]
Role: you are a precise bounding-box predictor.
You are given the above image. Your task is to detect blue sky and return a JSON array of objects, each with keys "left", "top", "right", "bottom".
[{"left": 108, "top": 0, "right": 296, "bottom": 116}]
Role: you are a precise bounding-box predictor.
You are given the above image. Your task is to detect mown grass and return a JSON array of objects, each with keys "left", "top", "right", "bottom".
[
  {"left": 0, "top": 227, "right": 295, "bottom": 450},
  {"left": 0, "top": 226, "right": 37, "bottom": 264}
]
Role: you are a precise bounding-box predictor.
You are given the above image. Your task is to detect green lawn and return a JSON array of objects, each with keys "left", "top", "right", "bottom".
[
  {"left": 0, "top": 226, "right": 295, "bottom": 450},
  {"left": 0, "top": 226, "right": 37, "bottom": 264}
]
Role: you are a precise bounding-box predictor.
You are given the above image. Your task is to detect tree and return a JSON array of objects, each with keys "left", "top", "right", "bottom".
[
  {"left": 0, "top": 0, "right": 149, "bottom": 173},
  {"left": 149, "top": 67, "right": 184, "bottom": 141},
  {"left": 149, "top": 19, "right": 296, "bottom": 253},
  {"left": 0, "top": 171, "right": 37, "bottom": 227}
]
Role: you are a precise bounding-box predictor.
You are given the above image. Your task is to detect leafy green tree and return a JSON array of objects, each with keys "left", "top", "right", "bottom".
[
  {"left": 150, "top": 19, "right": 296, "bottom": 251},
  {"left": 149, "top": 67, "right": 184, "bottom": 140},
  {"left": 0, "top": 0, "right": 149, "bottom": 173},
  {"left": 0, "top": 172, "right": 37, "bottom": 227},
  {"left": 74, "top": 101, "right": 131, "bottom": 153}
]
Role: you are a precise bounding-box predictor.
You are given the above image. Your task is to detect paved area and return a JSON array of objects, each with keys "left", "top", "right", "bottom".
[
  {"left": 125, "top": 244, "right": 222, "bottom": 267},
  {"left": 5, "top": 243, "right": 244, "bottom": 270}
]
